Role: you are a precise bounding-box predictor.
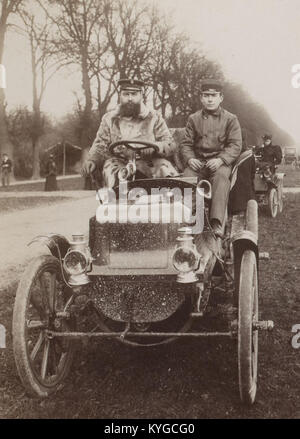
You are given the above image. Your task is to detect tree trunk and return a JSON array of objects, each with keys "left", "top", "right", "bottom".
[
  {"left": 31, "top": 35, "right": 41, "bottom": 180},
  {"left": 31, "top": 137, "right": 41, "bottom": 179},
  {"left": 0, "top": 9, "right": 14, "bottom": 168},
  {"left": 0, "top": 88, "right": 13, "bottom": 156},
  {"left": 80, "top": 46, "right": 93, "bottom": 149},
  {"left": 0, "top": 12, "right": 7, "bottom": 63}
]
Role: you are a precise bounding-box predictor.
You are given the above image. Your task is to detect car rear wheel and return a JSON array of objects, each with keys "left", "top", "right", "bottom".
[
  {"left": 267, "top": 188, "right": 278, "bottom": 218},
  {"left": 13, "top": 255, "right": 76, "bottom": 398},
  {"left": 277, "top": 185, "right": 283, "bottom": 213},
  {"left": 238, "top": 250, "right": 258, "bottom": 405}
]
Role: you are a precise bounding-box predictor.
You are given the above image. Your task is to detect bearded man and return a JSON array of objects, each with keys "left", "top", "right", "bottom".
[{"left": 82, "top": 78, "right": 177, "bottom": 187}]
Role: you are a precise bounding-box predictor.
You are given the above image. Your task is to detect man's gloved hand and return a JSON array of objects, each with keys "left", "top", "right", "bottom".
[
  {"left": 188, "top": 158, "right": 205, "bottom": 172},
  {"left": 81, "top": 160, "right": 96, "bottom": 177},
  {"left": 140, "top": 147, "right": 154, "bottom": 159}
]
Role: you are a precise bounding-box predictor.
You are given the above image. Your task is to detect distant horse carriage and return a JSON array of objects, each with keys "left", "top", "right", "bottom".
[{"left": 282, "top": 147, "right": 300, "bottom": 169}]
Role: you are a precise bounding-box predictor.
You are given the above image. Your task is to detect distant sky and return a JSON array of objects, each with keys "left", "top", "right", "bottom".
[{"left": 4, "top": 0, "right": 300, "bottom": 142}]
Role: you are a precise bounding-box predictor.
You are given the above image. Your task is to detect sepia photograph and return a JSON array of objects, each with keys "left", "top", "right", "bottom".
[{"left": 0, "top": 0, "right": 300, "bottom": 421}]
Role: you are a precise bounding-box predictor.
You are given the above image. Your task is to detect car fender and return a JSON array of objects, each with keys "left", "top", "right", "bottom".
[
  {"left": 232, "top": 230, "right": 259, "bottom": 268},
  {"left": 28, "top": 234, "right": 70, "bottom": 261}
]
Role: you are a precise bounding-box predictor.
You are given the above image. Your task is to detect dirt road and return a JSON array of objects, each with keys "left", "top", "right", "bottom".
[{"left": 0, "top": 192, "right": 96, "bottom": 290}]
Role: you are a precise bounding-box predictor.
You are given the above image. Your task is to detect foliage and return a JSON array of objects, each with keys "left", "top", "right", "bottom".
[
  {"left": 6, "top": 106, "right": 54, "bottom": 178},
  {"left": 223, "top": 83, "right": 293, "bottom": 146}
]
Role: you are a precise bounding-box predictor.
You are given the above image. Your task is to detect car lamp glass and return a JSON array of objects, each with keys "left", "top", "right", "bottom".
[
  {"left": 172, "top": 247, "right": 198, "bottom": 272},
  {"left": 63, "top": 234, "right": 91, "bottom": 285},
  {"left": 172, "top": 227, "right": 200, "bottom": 282},
  {"left": 63, "top": 250, "right": 88, "bottom": 275}
]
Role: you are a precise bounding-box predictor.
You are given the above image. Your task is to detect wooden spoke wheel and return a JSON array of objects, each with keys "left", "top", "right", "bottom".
[
  {"left": 238, "top": 250, "right": 258, "bottom": 405},
  {"left": 13, "top": 255, "right": 76, "bottom": 398},
  {"left": 277, "top": 185, "right": 283, "bottom": 213},
  {"left": 267, "top": 188, "right": 278, "bottom": 218}
]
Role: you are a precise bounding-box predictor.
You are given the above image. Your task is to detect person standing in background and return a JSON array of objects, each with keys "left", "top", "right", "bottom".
[
  {"left": 1, "top": 153, "right": 13, "bottom": 187},
  {"left": 45, "top": 154, "right": 58, "bottom": 191}
]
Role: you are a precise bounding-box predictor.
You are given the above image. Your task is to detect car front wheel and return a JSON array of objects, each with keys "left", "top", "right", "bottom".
[{"left": 13, "top": 255, "right": 76, "bottom": 398}]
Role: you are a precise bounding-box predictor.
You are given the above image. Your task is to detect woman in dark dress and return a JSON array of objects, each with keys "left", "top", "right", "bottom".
[{"left": 45, "top": 154, "right": 58, "bottom": 191}]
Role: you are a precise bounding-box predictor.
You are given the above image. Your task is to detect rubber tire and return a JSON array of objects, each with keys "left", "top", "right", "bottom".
[
  {"left": 267, "top": 188, "right": 278, "bottom": 218},
  {"left": 238, "top": 250, "right": 258, "bottom": 405},
  {"left": 277, "top": 186, "right": 283, "bottom": 213},
  {"left": 13, "top": 255, "right": 76, "bottom": 398}
]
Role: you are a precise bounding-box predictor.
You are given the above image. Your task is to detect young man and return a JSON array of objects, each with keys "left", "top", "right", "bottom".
[
  {"left": 180, "top": 79, "right": 242, "bottom": 236},
  {"left": 82, "top": 78, "right": 177, "bottom": 187},
  {"left": 1, "top": 153, "right": 13, "bottom": 187}
]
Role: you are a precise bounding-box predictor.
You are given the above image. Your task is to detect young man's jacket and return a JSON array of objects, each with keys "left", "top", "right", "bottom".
[
  {"left": 180, "top": 107, "right": 242, "bottom": 167},
  {"left": 88, "top": 103, "right": 175, "bottom": 166}
]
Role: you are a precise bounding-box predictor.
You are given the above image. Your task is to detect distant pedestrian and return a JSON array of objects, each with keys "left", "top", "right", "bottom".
[
  {"left": 45, "top": 154, "right": 58, "bottom": 191},
  {"left": 1, "top": 153, "right": 13, "bottom": 187}
]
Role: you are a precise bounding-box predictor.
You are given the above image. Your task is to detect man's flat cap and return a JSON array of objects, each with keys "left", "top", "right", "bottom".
[
  {"left": 118, "top": 78, "right": 144, "bottom": 91},
  {"left": 200, "top": 79, "right": 223, "bottom": 93},
  {"left": 262, "top": 134, "right": 272, "bottom": 140}
]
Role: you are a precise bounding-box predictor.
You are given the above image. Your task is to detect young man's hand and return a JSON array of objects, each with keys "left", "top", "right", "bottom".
[
  {"left": 206, "top": 158, "right": 224, "bottom": 172},
  {"left": 188, "top": 158, "right": 204, "bottom": 171},
  {"left": 81, "top": 160, "right": 96, "bottom": 177}
]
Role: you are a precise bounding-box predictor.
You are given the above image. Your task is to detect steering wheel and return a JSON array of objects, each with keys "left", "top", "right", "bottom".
[{"left": 109, "top": 140, "right": 159, "bottom": 158}]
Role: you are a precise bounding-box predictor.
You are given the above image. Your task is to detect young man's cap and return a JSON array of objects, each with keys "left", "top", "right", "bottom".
[
  {"left": 200, "top": 79, "right": 223, "bottom": 93},
  {"left": 118, "top": 78, "right": 144, "bottom": 91},
  {"left": 262, "top": 134, "right": 272, "bottom": 141}
]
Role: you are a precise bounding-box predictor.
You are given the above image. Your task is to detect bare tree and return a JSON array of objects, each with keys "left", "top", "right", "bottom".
[
  {"left": 87, "top": 22, "right": 115, "bottom": 119},
  {"left": 145, "top": 18, "right": 224, "bottom": 125},
  {"left": 40, "top": 0, "right": 108, "bottom": 149},
  {"left": 145, "top": 21, "right": 184, "bottom": 118},
  {"left": 0, "top": 0, "right": 24, "bottom": 161},
  {"left": 102, "top": 0, "right": 158, "bottom": 85},
  {"left": 19, "top": 8, "right": 63, "bottom": 178},
  {"left": 167, "top": 46, "right": 224, "bottom": 124}
]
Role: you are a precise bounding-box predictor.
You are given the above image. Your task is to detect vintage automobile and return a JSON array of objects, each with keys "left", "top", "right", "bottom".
[
  {"left": 283, "top": 146, "right": 299, "bottom": 168},
  {"left": 254, "top": 157, "right": 284, "bottom": 218},
  {"left": 12, "top": 140, "right": 274, "bottom": 405}
]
